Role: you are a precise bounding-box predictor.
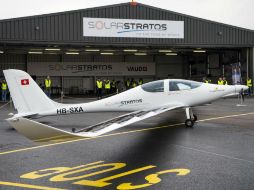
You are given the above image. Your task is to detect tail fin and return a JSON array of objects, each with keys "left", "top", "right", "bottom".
[{"left": 3, "top": 69, "right": 57, "bottom": 116}]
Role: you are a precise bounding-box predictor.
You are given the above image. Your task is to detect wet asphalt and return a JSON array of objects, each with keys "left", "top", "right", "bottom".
[{"left": 0, "top": 97, "right": 254, "bottom": 190}]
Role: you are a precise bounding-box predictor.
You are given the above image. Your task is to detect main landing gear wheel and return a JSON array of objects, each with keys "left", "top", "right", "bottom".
[{"left": 185, "top": 119, "right": 194, "bottom": 127}]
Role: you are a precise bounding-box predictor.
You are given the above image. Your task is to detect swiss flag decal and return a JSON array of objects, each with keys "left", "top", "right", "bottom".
[{"left": 21, "top": 79, "right": 29, "bottom": 85}]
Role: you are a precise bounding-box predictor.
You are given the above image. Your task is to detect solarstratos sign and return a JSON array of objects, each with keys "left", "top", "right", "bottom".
[
  {"left": 83, "top": 17, "right": 184, "bottom": 38},
  {"left": 27, "top": 62, "right": 155, "bottom": 76}
]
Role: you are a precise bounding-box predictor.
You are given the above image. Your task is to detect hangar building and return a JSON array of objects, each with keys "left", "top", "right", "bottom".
[{"left": 0, "top": 2, "right": 254, "bottom": 95}]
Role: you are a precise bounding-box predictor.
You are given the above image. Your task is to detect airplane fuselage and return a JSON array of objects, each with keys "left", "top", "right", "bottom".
[{"left": 38, "top": 79, "right": 247, "bottom": 117}]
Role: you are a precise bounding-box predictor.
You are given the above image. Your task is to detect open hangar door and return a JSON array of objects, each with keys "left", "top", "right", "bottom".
[
  {"left": 0, "top": 47, "right": 251, "bottom": 96},
  {"left": 160, "top": 48, "right": 250, "bottom": 84}
]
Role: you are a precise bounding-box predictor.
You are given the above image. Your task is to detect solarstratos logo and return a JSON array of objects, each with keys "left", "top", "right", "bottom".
[
  {"left": 49, "top": 64, "right": 112, "bottom": 73},
  {"left": 88, "top": 20, "right": 167, "bottom": 34},
  {"left": 83, "top": 17, "right": 184, "bottom": 39}
]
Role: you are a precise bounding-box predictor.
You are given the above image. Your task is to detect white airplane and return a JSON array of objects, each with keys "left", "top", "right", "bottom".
[{"left": 3, "top": 69, "right": 248, "bottom": 142}]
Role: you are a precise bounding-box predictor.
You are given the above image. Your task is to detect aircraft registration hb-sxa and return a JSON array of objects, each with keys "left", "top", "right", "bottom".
[{"left": 3, "top": 69, "right": 248, "bottom": 142}]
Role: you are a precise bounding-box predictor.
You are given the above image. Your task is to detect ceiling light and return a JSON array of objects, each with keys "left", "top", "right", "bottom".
[
  {"left": 100, "top": 52, "right": 114, "bottom": 55},
  {"left": 0, "top": 50, "right": 4, "bottom": 54},
  {"left": 28, "top": 51, "right": 43, "bottom": 54},
  {"left": 85, "top": 49, "right": 100, "bottom": 52},
  {"left": 45, "top": 48, "right": 61, "bottom": 51},
  {"left": 123, "top": 49, "right": 138, "bottom": 52},
  {"left": 165, "top": 53, "right": 178, "bottom": 56},
  {"left": 134, "top": 53, "right": 147, "bottom": 56},
  {"left": 65, "top": 52, "right": 79, "bottom": 55},
  {"left": 193, "top": 50, "right": 206, "bottom": 53},
  {"left": 158, "top": 50, "right": 172, "bottom": 53}
]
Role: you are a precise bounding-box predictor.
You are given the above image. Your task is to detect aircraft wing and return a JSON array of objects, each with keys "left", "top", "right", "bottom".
[{"left": 7, "top": 103, "right": 184, "bottom": 142}]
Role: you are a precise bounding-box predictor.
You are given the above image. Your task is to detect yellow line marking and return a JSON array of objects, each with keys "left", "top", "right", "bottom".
[
  {"left": 198, "top": 112, "right": 254, "bottom": 122},
  {"left": 0, "top": 181, "right": 67, "bottom": 190},
  {"left": 34, "top": 135, "right": 70, "bottom": 142},
  {"left": 0, "top": 112, "right": 254, "bottom": 156}
]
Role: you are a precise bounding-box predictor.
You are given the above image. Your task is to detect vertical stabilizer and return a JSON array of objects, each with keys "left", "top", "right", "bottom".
[{"left": 3, "top": 69, "right": 56, "bottom": 115}]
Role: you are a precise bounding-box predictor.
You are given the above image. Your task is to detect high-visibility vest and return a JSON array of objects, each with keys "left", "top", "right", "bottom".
[
  {"left": 205, "top": 80, "right": 209, "bottom": 83},
  {"left": 45, "top": 79, "right": 51, "bottom": 88},
  {"left": 247, "top": 79, "right": 252, "bottom": 87},
  {"left": 132, "top": 82, "right": 137, "bottom": 88},
  {"left": 223, "top": 80, "right": 228, "bottom": 85},
  {"left": 1, "top": 83, "right": 7, "bottom": 90},
  {"left": 218, "top": 80, "right": 224, "bottom": 85},
  {"left": 105, "top": 81, "right": 110, "bottom": 89},
  {"left": 139, "top": 80, "right": 143, "bottom": 85},
  {"left": 96, "top": 81, "right": 102, "bottom": 89},
  {"left": 126, "top": 81, "right": 130, "bottom": 87}
]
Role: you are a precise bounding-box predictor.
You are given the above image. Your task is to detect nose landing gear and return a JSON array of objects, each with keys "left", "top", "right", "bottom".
[{"left": 185, "top": 107, "right": 197, "bottom": 127}]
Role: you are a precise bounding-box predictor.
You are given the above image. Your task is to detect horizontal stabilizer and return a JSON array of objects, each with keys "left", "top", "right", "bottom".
[{"left": 7, "top": 118, "right": 82, "bottom": 141}]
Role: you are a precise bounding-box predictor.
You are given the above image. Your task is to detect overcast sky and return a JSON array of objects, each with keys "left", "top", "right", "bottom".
[{"left": 0, "top": 0, "right": 253, "bottom": 30}]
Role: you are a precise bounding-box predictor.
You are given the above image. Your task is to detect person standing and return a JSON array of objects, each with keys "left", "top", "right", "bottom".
[
  {"left": 246, "top": 77, "right": 252, "bottom": 96},
  {"left": 203, "top": 77, "right": 208, "bottom": 83},
  {"left": 96, "top": 78, "right": 103, "bottom": 99},
  {"left": 111, "top": 79, "right": 116, "bottom": 93},
  {"left": 1, "top": 79, "right": 7, "bottom": 102},
  {"left": 217, "top": 77, "right": 224, "bottom": 85},
  {"left": 104, "top": 79, "right": 111, "bottom": 95},
  {"left": 131, "top": 79, "right": 137, "bottom": 88},
  {"left": 223, "top": 77, "right": 228, "bottom": 85},
  {"left": 138, "top": 78, "right": 143, "bottom": 85},
  {"left": 125, "top": 78, "right": 131, "bottom": 90},
  {"left": 44, "top": 76, "right": 52, "bottom": 98}
]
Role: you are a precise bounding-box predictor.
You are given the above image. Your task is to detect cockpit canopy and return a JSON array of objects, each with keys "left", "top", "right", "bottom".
[
  {"left": 169, "top": 80, "right": 201, "bottom": 91},
  {"left": 141, "top": 80, "right": 202, "bottom": 93},
  {"left": 141, "top": 80, "right": 164, "bottom": 92}
]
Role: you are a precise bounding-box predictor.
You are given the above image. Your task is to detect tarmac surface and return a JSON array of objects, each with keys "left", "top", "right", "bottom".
[{"left": 0, "top": 96, "right": 254, "bottom": 190}]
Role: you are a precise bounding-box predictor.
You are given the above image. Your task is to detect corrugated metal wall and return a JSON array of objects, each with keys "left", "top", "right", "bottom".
[{"left": 0, "top": 3, "right": 253, "bottom": 46}]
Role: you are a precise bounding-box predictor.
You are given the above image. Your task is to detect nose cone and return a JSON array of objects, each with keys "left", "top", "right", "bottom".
[{"left": 235, "top": 85, "right": 248, "bottom": 92}]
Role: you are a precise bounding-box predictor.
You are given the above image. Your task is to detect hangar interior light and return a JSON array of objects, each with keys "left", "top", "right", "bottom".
[
  {"left": 123, "top": 49, "right": 138, "bottom": 52},
  {"left": 28, "top": 51, "right": 43, "bottom": 54},
  {"left": 100, "top": 52, "right": 114, "bottom": 55},
  {"left": 134, "top": 53, "right": 147, "bottom": 56},
  {"left": 165, "top": 53, "right": 178, "bottom": 56},
  {"left": 0, "top": 50, "right": 4, "bottom": 54},
  {"left": 158, "top": 50, "right": 172, "bottom": 53},
  {"left": 65, "top": 52, "right": 79, "bottom": 55},
  {"left": 193, "top": 50, "right": 206, "bottom": 53},
  {"left": 85, "top": 49, "right": 100, "bottom": 52},
  {"left": 45, "top": 48, "right": 61, "bottom": 51}
]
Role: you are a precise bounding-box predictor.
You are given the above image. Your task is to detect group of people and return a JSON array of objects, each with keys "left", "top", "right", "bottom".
[
  {"left": 96, "top": 78, "right": 118, "bottom": 99},
  {"left": 125, "top": 78, "right": 143, "bottom": 90},
  {"left": 202, "top": 76, "right": 252, "bottom": 95},
  {"left": 96, "top": 78, "right": 143, "bottom": 99},
  {"left": 202, "top": 76, "right": 228, "bottom": 85}
]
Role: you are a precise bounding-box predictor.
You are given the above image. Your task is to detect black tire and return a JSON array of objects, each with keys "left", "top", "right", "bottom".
[
  {"left": 185, "top": 119, "right": 194, "bottom": 127},
  {"left": 193, "top": 114, "right": 197, "bottom": 122}
]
